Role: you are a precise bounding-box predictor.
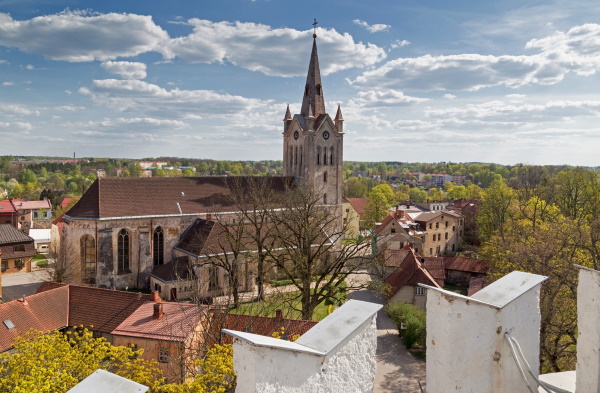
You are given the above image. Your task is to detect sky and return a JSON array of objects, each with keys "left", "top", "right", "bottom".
[{"left": 1, "top": 0, "right": 600, "bottom": 165}]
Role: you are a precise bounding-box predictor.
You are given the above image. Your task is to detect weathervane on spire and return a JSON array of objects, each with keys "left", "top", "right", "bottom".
[{"left": 313, "top": 18, "right": 318, "bottom": 38}]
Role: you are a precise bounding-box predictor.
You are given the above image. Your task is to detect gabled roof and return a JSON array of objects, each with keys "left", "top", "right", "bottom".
[
  {"left": 423, "top": 256, "right": 489, "bottom": 274},
  {"left": 11, "top": 199, "right": 52, "bottom": 210},
  {"left": 0, "top": 286, "right": 69, "bottom": 352},
  {"left": 345, "top": 198, "right": 368, "bottom": 217},
  {"left": 380, "top": 247, "right": 411, "bottom": 268},
  {"left": 65, "top": 176, "right": 294, "bottom": 220},
  {"left": 37, "top": 282, "right": 155, "bottom": 333},
  {"left": 384, "top": 247, "right": 442, "bottom": 299},
  {"left": 111, "top": 302, "right": 203, "bottom": 342},
  {"left": 0, "top": 200, "right": 17, "bottom": 214},
  {"left": 0, "top": 224, "right": 33, "bottom": 244}
]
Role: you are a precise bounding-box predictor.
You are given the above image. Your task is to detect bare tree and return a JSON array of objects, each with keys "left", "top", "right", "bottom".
[{"left": 266, "top": 186, "right": 374, "bottom": 320}]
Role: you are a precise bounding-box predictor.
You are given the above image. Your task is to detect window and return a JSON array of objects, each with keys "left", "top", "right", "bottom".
[
  {"left": 153, "top": 227, "right": 164, "bottom": 266},
  {"left": 118, "top": 229, "right": 130, "bottom": 273},
  {"left": 323, "top": 193, "right": 328, "bottom": 205},
  {"left": 154, "top": 283, "right": 161, "bottom": 293},
  {"left": 445, "top": 232, "right": 448, "bottom": 240},
  {"left": 430, "top": 248, "right": 433, "bottom": 255},
  {"left": 158, "top": 347, "right": 169, "bottom": 363},
  {"left": 414, "top": 287, "right": 425, "bottom": 296},
  {"left": 289, "top": 147, "right": 293, "bottom": 167},
  {"left": 14, "top": 244, "right": 25, "bottom": 252},
  {"left": 346, "top": 209, "right": 350, "bottom": 213},
  {"left": 452, "top": 225, "right": 456, "bottom": 232},
  {"left": 209, "top": 266, "right": 219, "bottom": 291},
  {"left": 15, "top": 259, "right": 24, "bottom": 270},
  {"left": 445, "top": 221, "right": 449, "bottom": 228},
  {"left": 391, "top": 228, "right": 396, "bottom": 233},
  {"left": 323, "top": 172, "right": 327, "bottom": 183},
  {"left": 294, "top": 146, "right": 298, "bottom": 165},
  {"left": 304, "top": 84, "right": 309, "bottom": 96},
  {"left": 317, "top": 147, "right": 321, "bottom": 165},
  {"left": 1, "top": 260, "right": 6, "bottom": 272},
  {"left": 429, "top": 223, "right": 432, "bottom": 230},
  {"left": 323, "top": 149, "right": 327, "bottom": 166},
  {"left": 452, "top": 244, "right": 456, "bottom": 251},
  {"left": 81, "top": 235, "right": 96, "bottom": 282},
  {"left": 435, "top": 222, "right": 439, "bottom": 229},
  {"left": 300, "top": 147, "right": 303, "bottom": 165},
  {"left": 438, "top": 234, "right": 441, "bottom": 241},
  {"left": 330, "top": 147, "right": 334, "bottom": 165},
  {"left": 129, "top": 344, "right": 138, "bottom": 359}
]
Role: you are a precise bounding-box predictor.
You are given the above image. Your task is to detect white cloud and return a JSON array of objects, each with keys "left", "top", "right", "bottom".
[
  {"left": 0, "top": 10, "right": 169, "bottom": 62},
  {"left": 0, "top": 104, "right": 39, "bottom": 116},
  {"left": 350, "top": 23, "right": 600, "bottom": 92},
  {"left": 349, "top": 89, "right": 428, "bottom": 108},
  {"left": 353, "top": 19, "right": 391, "bottom": 33},
  {"left": 55, "top": 105, "right": 85, "bottom": 111},
  {"left": 73, "top": 117, "right": 188, "bottom": 132},
  {"left": 65, "top": 90, "right": 72, "bottom": 95},
  {"left": 0, "top": 121, "right": 32, "bottom": 132},
  {"left": 25, "top": 64, "right": 34, "bottom": 70},
  {"left": 160, "top": 22, "right": 386, "bottom": 76},
  {"left": 1, "top": 81, "right": 15, "bottom": 86},
  {"left": 0, "top": 60, "right": 8, "bottom": 64},
  {"left": 390, "top": 39, "right": 410, "bottom": 49},
  {"left": 80, "top": 79, "right": 271, "bottom": 118},
  {"left": 100, "top": 61, "right": 147, "bottom": 79}
]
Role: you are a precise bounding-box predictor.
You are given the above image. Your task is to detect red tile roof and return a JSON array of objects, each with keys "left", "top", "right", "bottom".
[
  {"left": 11, "top": 199, "right": 51, "bottom": 210},
  {"left": 384, "top": 247, "right": 442, "bottom": 299},
  {"left": 0, "top": 200, "right": 17, "bottom": 214},
  {"left": 37, "top": 282, "right": 155, "bottom": 333},
  {"left": 345, "top": 198, "right": 368, "bottom": 217},
  {"left": 0, "top": 286, "right": 69, "bottom": 352},
  {"left": 151, "top": 257, "right": 194, "bottom": 283},
  {"left": 423, "top": 259, "right": 446, "bottom": 281},
  {"left": 66, "top": 176, "right": 294, "bottom": 219},
  {"left": 111, "top": 302, "right": 204, "bottom": 342},
  {"left": 60, "top": 197, "right": 73, "bottom": 209},
  {"left": 381, "top": 247, "right": 411, "bottom": 268},
  {"left": 423, "top": 256, "right": 489, "bottom": 274}
]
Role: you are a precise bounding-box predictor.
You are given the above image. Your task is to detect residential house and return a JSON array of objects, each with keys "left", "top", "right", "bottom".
[
  {"left": 149, "top": 256, "right": 196, "bottom": 301},
  {"left": 410, "top": 210, "right": 463, "bottom": 256},
  {"left": 342, "top": 198, "right": 360, "bottom": 240},
  {"left": 383, "top": 246, "right": 442, "bottom": 310},
  {"left": 345, "top": 197, "right": 368, "bottom": 229},
  {"left": 447, "top": 199, "right": 479, "bottom": 246},
  {"left": 0, "top": 200, "right": 18, "bottom": 227},
  {"left": 374, "top": 210, "right": 424, "bottom": 256},
  {"left": 12, "top": 199, "right": 52, "bottom": 234},
  {"left": 0, "top": 224, "right": 35, "bottom": 274}
]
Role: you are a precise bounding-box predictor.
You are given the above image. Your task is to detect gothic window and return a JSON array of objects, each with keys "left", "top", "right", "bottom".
[
  {"left": 81, "top": 235, "right": 96, "bottom": 282},
  {"left": 323, "top": 149, "right": 327, "bottom": 166},
  {"left": 153, "top": 226, "right": 164, "bottom": 266},
  {"left": 289, "top": 147, "right": 293, "bottom": 167},
  {"left": 330, "top": 147, "right": 334, "bottom": 165},
  {"left": 118, "top": 229, "right": 130, "bottom": 273},
  {"left": 300, "top": 147, "right": 303, "bottom": 165},
  {"left": 209, "top": 266, "right": 219, "bottom": 291},
  {"left": 304, "top": 84, "right": 309, "bottom": 96},
  {"left": 323, "top": 193, "right": 328, "bottom": 205},
  {"left": 294, "top": 146, "right": 298, "bottom": 165},
  {"left": 317, "top": 147, "right": 321, "bottom": 165},
  {"left": 324, "top": 172, "right": 328, "bottom": 183}
]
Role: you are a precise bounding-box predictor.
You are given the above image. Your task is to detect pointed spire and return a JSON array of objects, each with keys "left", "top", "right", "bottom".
[
  {"left": 335, "top": 104, "right": 344, "bottom": 122},
  {"left": 300, "top": 35, "right": 326, "bottom": 119},
  {"left": 283, "top": 104, "right": 292, "bottom": 121}
]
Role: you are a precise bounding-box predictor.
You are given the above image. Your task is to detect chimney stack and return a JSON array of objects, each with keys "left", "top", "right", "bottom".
[
  {"left": 152, "top": 291, "right": 162, "bottom": 302},
  {"left": 153, "top": 303, "right": 164, "bottom": 320}
]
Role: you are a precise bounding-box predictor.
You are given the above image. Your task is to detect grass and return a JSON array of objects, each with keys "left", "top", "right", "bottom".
[
  {"left": 36, "top": 261, "right": 49, "bottom": 268},
  {"left": 32, "top": 254, "right": 46, "bottom": 261},
  {"left": 230, "top": 285, "right": 346, "bottom": 321},
  {"left": 269, "top": 274, "right": 333, "bottom": 288},
  {"left": 33, "top": 253, "right": 48, "bottom": 268}
]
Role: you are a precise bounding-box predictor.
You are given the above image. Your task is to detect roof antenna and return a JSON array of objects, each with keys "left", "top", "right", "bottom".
[{"left": 312, "top": 18, "right": 318, "bottom": 38}]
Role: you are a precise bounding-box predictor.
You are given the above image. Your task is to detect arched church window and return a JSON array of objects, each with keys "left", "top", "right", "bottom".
[
  {"left": 323, "top": 149, "right": 327, "bottom": 166},
  {"left": 324, "top": 172, "right": 328, "bottom": 183},
  {"left": 300, "top": 147, "right": 303, "bottom": 165},
  {"left": 330, "top": 147, "right": 334, "bottom": 165},
  {"left": 81, "top": 235, "right": 96, "bottom": 283},
  {"left": 153, "top": 226, "right": 164, "bottom": 266},
  {"left": 317, "top": 147, "right": 321, "bottom": 165},
  {"left": 118, "top": 229, "right": 130, "bottom": 273},
  {"left": 289, "top": 147, "right": 293, "bottom": 167},
  {"left": 324, "top": 193, "right": 328, "bottom": 205},
  {"left": 294, "top": 146, "right": 298, "bottom": 165}
]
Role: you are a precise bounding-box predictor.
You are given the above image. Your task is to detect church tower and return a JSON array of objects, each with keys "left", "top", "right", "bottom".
[{"left": 283, "top": 32, "right": 344, "bottom": 207}]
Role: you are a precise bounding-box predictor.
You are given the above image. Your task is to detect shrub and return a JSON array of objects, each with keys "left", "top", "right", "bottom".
[{"left": 385, "top": 302, "right": 426, "bottom": 349}]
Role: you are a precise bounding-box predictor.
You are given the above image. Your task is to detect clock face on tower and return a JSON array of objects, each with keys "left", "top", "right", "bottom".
[
  {"left": 294, "top": 131, "right": 299, "bottom": 140},
  {"left": 323, "top": 131, "right": 330, "bottom": 140}
]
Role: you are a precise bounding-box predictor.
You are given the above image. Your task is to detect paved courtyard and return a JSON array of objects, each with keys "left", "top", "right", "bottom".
[{"left": 2, "top": 263, "right": 52, "bottom": 302}]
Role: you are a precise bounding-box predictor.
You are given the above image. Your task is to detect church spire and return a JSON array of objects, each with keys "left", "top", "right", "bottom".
[{"left": 300, "top": 34, "right": 326, "bottom": 119}]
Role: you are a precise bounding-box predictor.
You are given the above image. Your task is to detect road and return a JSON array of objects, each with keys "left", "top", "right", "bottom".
[
  {"left": 350, "top": 286, "right": 426, "bottom": 393},
  {"left": 2, "top": 262, "right": 52, "bottom": 302}
]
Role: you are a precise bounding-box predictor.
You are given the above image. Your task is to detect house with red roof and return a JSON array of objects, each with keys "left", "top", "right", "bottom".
[
  {"left": 383, "top": 245, "right": 442, "bottom": 310},
  {"left": 0, "top": 200, "right": 18, "bottom": 227},
  {"left": 0, "top": 224, "right": 35, "bottom": 274}
]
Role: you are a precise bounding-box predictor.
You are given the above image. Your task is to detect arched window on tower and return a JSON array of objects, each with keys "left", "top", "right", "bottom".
[
  {"left": 324, "top": 172, "right": 328, "bottom": 183},
  {"left": 323, "top": 148, "right": 327, "bottom": 166},
  {"left": 153, "top": 226, "right": 164, "bottom": 266},
  {"left": 81, "top": 235, "right": 96, "bottom": 283},
  {"left": 324, "top": 193, "right": 328, "bottom": 205},
  {"left": 118, "top": 229, "right": 130, "bottom": 273},
  {"left": 294, "top": 146, "right": 298, "bottom": 166},
  {"left": 330, "top": 147, "right": 334, "bottom": 165},
  {"left": 300, "top": 147, "right": 303, "bottom": 165},
  {"left": 317, "top": 146, "right": 321, "bottom": 165},
  {"left": 289, "top": 147, "right": 293, "bottom": 167}
]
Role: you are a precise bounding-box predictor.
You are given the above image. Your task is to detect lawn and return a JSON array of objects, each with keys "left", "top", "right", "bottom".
[
  {"left": 32, "top": 253, "right": 49, "bottom": 267},
  {"left": 230, "top": 286, "right": 346, "bottom": 322}
]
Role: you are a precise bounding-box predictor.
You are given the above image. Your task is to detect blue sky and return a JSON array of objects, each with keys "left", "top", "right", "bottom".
[{"left": 1, "top": 0, "right": 600, "bottom": 165}]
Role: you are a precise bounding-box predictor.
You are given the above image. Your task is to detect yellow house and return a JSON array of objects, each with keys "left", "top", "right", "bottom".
[{"left": 342, "top": 199, "right": 360, "bottom": 240}]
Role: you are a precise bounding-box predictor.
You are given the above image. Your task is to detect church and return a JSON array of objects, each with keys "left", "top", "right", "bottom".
[{"left": 58, "top": 33, "right": 345, "bottom": 295}]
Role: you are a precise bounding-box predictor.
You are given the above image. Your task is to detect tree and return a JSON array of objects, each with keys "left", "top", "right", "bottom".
[
  {"left": 363, "top": 189, "right": 389, "bottom": 229},
  {"left": 265, "top": 186, "right": 373, "bottom": 320},
  {"left": 477, "top": 178, "right": 515, "bottom": 241},
  {"left": 446, "top": 185, "right": 467, "bottom": 200},
  {"left": 0, "top": 328, "right": 164, "bottom": 393},
  {"left": 371, "top": 184, "right": 395, "bottom": 206},
  {"left": 408, "top": 188, "right": 427, "bottom": 203}
]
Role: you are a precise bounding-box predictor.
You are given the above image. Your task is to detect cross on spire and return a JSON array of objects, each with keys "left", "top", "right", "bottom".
[{"left": 313, "top": 18, "right": 318, "bottom": 37}]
